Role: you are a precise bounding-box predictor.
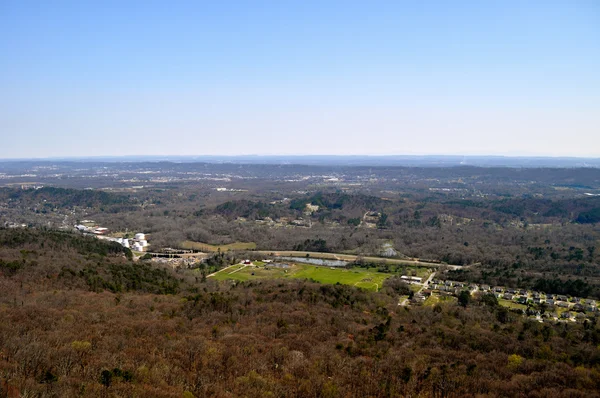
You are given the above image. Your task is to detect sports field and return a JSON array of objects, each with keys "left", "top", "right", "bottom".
[{"left": 210, "top": 262, "right": 393, "bottom": 291}]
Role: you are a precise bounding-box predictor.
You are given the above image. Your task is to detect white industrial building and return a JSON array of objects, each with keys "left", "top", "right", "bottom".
[{"left": 128, "top": 232, "right": 149, "bottom": 252}]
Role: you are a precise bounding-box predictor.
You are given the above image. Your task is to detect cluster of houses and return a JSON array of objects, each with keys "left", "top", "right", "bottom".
[{"left": 425, "top": 280, "right": 598, "bottom": 318}]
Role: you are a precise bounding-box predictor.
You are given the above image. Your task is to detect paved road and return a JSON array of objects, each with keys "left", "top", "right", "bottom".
[{"left": 422, "top": 271, "right": 437, "bottom": 288}]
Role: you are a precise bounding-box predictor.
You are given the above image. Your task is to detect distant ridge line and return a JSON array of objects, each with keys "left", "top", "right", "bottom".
[{"left": 1, "top": 155, "right": 600, "bottom": 168}]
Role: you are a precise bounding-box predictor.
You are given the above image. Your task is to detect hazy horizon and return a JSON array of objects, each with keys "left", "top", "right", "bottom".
[
  {"left": 3, "top": 154, "right": 600, "bottom": 171},
  {"left": 2, "top": 154, "right": 600, "bottom": 161},
  {"left": 2, "top": 1, "right": 599, "bottom": 158}
]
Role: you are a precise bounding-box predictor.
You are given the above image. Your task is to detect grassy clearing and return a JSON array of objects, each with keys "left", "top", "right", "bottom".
[
  {"left": 498, "top": 299, "right": 527, "bottom": 311},
  {"left": 180, "top": 241, "right": 256, "bottom": 252},
  {"left": 292, "top": 266, "right": 390, "bottom": 290},
  {"left": 211, "top": 264, "right": 288, "bottom": 282},
  {"left": 355, "top": 281, "right": 379, "bottom": 290},
  {"left": 425, "top": 295, "right": 457, "bottom": 306},
  {"left": 211, "top": 263, "right": 393, "bottom": 291},
  {"left": 424, "top": 295, "right": 440, "bottom": 306},
  {"left": 409, "top": 284, "right": 422, "bottom": 292},
  {"left": 211, "top": 265, "right": 252, "bottom": 281},
  {"left": 439, "top": 295, "right": 457, "bottom": 304}
]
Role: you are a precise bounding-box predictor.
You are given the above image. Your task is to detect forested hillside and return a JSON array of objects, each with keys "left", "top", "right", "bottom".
[
  {"left": 0, "top": 187, "right": 139, "bottom": 214},
  {"left": 1, "top": 229, "right": 600, "bottom": 397},
  {"left": 0, "top": 228, "right": 178, "bottom": 294}
]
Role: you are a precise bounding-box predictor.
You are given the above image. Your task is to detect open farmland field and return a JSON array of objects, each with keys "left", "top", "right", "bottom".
[
  {"left": 210, "top": 262, "right": 393, "bottom": 291},
  {"left": 180, "top": 240, "right": 257, "bottom": 252}
]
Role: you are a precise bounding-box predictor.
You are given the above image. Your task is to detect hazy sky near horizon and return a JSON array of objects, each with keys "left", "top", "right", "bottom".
[{"left": 1, "top": 1, "right": 599, "bottom": 158}]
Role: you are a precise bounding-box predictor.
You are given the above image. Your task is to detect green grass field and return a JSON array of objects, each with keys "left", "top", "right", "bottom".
[
  {"left": 424, "top": 294, "right": 457, "bottom": 306},
  {"left": 180, "top": 240, "right": 257, "bottom": 252},
  {"left": 210, "top": 263, "right": 393, "bottom": 291},
  {"left": 498, "top": 299, "right": 527, "bottom": 311},
  {"left": 409, "top": 284, "right": 422, "bottom": 292}
]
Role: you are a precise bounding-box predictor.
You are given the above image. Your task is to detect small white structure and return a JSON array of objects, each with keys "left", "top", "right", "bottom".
[
  {"left": 304, "top": 204, "right": 320, "bottom": 213},
  {"left": 122, "top": 239, "right": 130, "bottom": 248},
  {"left": 132, "top": 243, "right": 143, "bottom": 252},
  {"left": 135, "top": 233, "right": 146, "bottom": 241},
  {"left": 139, "top": 240, "right": 148, "bottom": 247},
  {"left": 401, "top": 275, "right": 423, "bottom": 283}
]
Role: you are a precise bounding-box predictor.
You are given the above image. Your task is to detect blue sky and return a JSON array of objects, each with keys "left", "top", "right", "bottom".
[{"left": 1, "top": 0, "right": 599, "bottom": 158}]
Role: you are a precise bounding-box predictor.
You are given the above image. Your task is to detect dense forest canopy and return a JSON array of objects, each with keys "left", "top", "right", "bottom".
[
  {"left": 0, "top": 187, "right": 139, "bottom": 214},
  {"left": 0, "top": 228, "right": 178, "bottom": 294}
]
